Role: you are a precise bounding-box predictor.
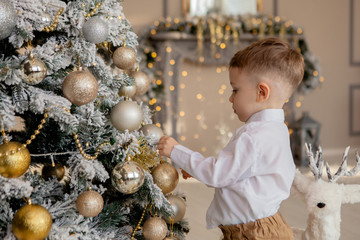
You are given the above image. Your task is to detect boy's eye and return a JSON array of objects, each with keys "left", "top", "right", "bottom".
[{"left": 232, "top": 90, "right": 238, "bottom": 93}]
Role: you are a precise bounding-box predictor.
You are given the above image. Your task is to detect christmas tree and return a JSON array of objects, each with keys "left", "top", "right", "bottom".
[{"left": 0, "top": 0, "right": 188, "bottom": 239}]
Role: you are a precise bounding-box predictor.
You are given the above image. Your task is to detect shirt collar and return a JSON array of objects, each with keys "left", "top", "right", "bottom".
[{"left": 246, "top": 109, "right": 285, "bottom": 123}]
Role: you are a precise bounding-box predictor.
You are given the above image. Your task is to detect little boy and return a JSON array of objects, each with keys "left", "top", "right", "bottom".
[{"left": 158, "top": 37, "right": 304, "bottom": 240}]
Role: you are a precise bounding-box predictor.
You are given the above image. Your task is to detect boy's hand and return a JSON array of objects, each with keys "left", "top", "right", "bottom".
[
  {"left": 157, "top": 136, "right": 179, "bottom": 158},
  {"left": 181, "top": 169, "right": 192, "bottom": 179}
]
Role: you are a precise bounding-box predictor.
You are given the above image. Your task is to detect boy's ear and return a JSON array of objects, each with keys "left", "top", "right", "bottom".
[{"left": 256, "top": 82, "right": 270, "bottom": 102}]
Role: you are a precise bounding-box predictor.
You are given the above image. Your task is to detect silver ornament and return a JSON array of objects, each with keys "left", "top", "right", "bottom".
[
  {"left": 62, "top": 68, "right": 98, "bottom": 106},
  {"left": 82, "top": 16, "right": 109, "bottom": 44},
  {"left": 111, "top": 161, "right": 145, "bottom": 194},
  {"left": 131, "top": 71, "right": 150, "bottom": 96},
  {"left": 113, "top": 46, "right": 136, "bottom": 70},
  {"left": 118, "top": 85, "right": 137, "bottom": 98},
  {"left": 76, "top": 190, "right": 104, "bottom": 217},
  {"left": 110, "top": 100, "right": 143, "bottom": 131},
  {"left": 165, "top": 195, "right": 186, "bottom": 223},
  {"left": 20, "top": 54, "right": 47, "bottom": 85},
  {"left": 140, "top": 124, "right": 163, "bottom": 145},
  {"left": 142, "top": 217, "right": 168, "bottom": 240},
  {"left": 0, "top": 0, "right": 17, "bottom": 40}
]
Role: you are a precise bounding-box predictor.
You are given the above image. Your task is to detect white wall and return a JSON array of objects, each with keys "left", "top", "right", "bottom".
[{"left": 123, "top": 0, "right": 360, "bottom": 159}]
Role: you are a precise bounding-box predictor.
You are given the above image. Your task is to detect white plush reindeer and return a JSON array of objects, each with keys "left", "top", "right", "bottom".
[{"left": 292, "top": 144, "right": 360, "bottom": 240}]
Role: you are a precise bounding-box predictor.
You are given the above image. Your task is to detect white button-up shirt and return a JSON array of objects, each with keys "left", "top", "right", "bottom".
[{"left": 170, "top": 109, "right": 295, "bottom": 229}]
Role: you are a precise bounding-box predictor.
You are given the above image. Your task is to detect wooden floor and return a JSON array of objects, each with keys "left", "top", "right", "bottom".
[{"left": 176, "top": 166, "right": 360, "bottom": 240}]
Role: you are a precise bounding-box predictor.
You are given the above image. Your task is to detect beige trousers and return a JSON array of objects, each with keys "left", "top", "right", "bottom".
[{"left": 218, "top": 212, "right": 294, "bottom": 240}]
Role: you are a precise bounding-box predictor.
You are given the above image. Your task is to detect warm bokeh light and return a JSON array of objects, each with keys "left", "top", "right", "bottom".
[
  {"left": 179, "top": 111, "right": 185, "bottom": 117},
  {"left": 166, "top": 47, "right": 172, "bottom": 53},
  {"left": 182, "top": 71, "right": 188, "bottom": 77},
  {"left": 169, "top": 85, "right": 175, "bottom": 91}
]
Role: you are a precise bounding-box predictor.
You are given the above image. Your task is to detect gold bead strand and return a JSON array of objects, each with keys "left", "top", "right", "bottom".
[
  {"left": 73, "top": 133, "right": 110, "bottom": 160},
  {"left": 84, "top": 2, "right": 102, "bottom": 18},
  {"left": 131, "top": 203, "right": 149, "bottom": 240},
  {"left": 0, "top": 110, "right": 49, "bottom": 158},
  {"left": 43, "top": 8, "right": 64, "bottom": 32}
]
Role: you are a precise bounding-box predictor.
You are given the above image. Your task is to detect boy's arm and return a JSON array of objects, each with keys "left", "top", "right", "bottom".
[{"left": 158, "top": 134, "right": 256, "bottom": 188}]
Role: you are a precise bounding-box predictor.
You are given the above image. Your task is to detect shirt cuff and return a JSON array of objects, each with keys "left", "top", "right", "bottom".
[{"left": 170, "top": 144, "right": 194, "bottom": 170}]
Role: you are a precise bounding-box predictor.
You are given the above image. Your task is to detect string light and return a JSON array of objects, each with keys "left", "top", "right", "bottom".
[
  {"left": 168, "top": 71, "right": 173, "bottom": 76},
  {"left": 180, "top": 83, "right": 185, "bottom": 89},
  {"left": 169, "top": 85, "right": 175, "bottom": 91},
  {"left": 180, "top": 136, "right": 186, "bottom": 142},
  {"left": 169, "top": 59, "right": 175, "bottom": 65},
  {"left": 194, "top": 134, "right": 199, "bottom": 139},
  {"left": 166, "top": 47, "right": 172, "bottom": 53},
  {"left": 179, "top": 111, "right": 185, "bottom": 117},
  {"left": 182, "top": 71, "right": 188, "bottom": 77}
]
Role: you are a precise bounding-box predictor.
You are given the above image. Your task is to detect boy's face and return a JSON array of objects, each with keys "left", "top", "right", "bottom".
[{"left": 228, "top": 67, "right": 258, "bottom": 122}]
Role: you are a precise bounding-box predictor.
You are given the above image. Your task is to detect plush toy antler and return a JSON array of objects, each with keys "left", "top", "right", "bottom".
[{"left": 292, "top": 144, "right": 360, "bottom": 240}]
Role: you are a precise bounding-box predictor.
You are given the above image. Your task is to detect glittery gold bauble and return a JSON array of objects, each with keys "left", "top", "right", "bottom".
[
  {"left": 130, "top": 71, "right": 150, "bottom": 96},
  {"left": 151, "top": 162, "right": 179, "bottom": 194},
  {"left": 140, "top": 124, "right": 163, "bottom": 145},
  {"left": 111, "top": 160, "right": 145, "bottom": 194},
  {"left": 165, "top": 195, "right": 186, "bottom": 223},
  {"left": 118, "top": 85, "right": 137, "bottom": 98},
  {"left": 12, "top": 204, "right": 52, "bottom": 240},
  {"left": 76, "top": 190, "right": 104, "bottom": 217},
  {"left": 20, "top": 55, "right": 47, "bottom": 85},
  {"left": 142, "top": 217, "right": 168, "bottom": 240},
  {"left": 0, "top": 141, "right": 31, "bottom": 178},
  {"left": 110, "top": 100, "right": 143, "bottom": 132},
  {"left": 41, "top": 163, "right": 65, "bottom": 181},
  {"left": 112, "top": 46, "right": 136, "bottom": 70},
  {"left": 62, "top": 69, "right": 98, "bottom": 106}
]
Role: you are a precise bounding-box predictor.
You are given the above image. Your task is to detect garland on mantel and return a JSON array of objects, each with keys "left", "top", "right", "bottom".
[{"left": 138, "top": 14, "right": 323, "bottom": 101}]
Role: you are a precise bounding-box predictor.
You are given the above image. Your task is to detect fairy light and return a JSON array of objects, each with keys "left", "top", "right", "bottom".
[
  {"left": 151, "top": 52, "right": 157, "bottom": 58},
  {"left": 147, "top": 63, "right": 153, "bottom": 68},
  {"left": 174, "top": 18, "right": 180, "bottom": 24},
  {"left": 296, "top": 101, "right": 302, "bottom": 108},
  {"left": 150, "top": 29, "right": 157, "bottom": 35},
  {"left": 216, "top": 67, "right": 221, "bottom": 73},
  {"left": 221, "top": 66, "right": 227, "bottom": 71},
  {"left": 156, "top": 79, "right": 162, "bottom": 85},
  {"left": 156, "top": 123, "right": 161, "bottom": 128},
  {"left": 319, "top": 76, "right": 325, "bottom": 82},
  {"left": 220, "top": 43, "right": 226, "bottom": 49},
  {"left": 221, "top": 84, "right": 227, "bottom": 89},
  {"left": 297, "top": 28, "right": 303, "bottom": 34},
  {"left": 196, "top": 93, "right": 203, "bottom": 100},
  {"left": 154, "top": 20, "right": 160, "bottom": 26},
  {"left": 275, "top": 16, "right": 281, "bottom": 22},
  {"left": 180, "top": 83, "right": 185, "bottom": 89},
  {"left": 169, "top": 85, "right": 175, "bottom": 91},
  {"left": 199, "top": 56, "right": 204, "bottom": 62},
  {"left": 156, "top": 106, "right": 162, "bottom": 111},
  {"left": 179, "top": 111, "right": 185, "bottom": 117},
  {"left": 182, "top": 71, "right": 188, "bottom": 77},
  {"left": 165, "top": 101, "right": 170, "bottom": 106},
  {"left": 169, "top": 59, "right": 175, "bottom": 65},
  {"left": 218, "top": 89, "right": 224, "bottom": 95},
  {"left": 215, "top": 53, "right": 221, "bottom": 59},
  {"left": 166, "top": 47, "right": 172, "bottom": 53},
  {"left": 180, "top": 136, "right": 186, "bottom": 142},
  {"left": 313, "top": 70, "right": 319, "bottom": 77},
  {"left": 194, "top": 134, "right": 199, "bottom": 139},
  {"left": 168, "top": 71, "right": 173, "bottom": 76},
  {"left": 201, "top": 147, "right": 207, "bottom": 152},
  {"left": 196, "top": 115, "right": 201, "bottom": 120}
]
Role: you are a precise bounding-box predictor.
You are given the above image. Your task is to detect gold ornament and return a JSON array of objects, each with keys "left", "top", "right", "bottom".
[
  {"left": 76, "top": 189, "right": 104, "bottom": 217},
  {"left": 111, "top": 160, "right": 145, "bottom": 194},
  {"left": 62, "top": 67, "right": 98, "bottom": 106},
  {"left": 165, "top": 195, "right": 186, "bottom": 223},
  {"left": 142, "top": 217, "right": 168, "bottom": 240},
  {"left": 110, "top": 99, "right": 143, "bottom": 132},
  {"left": 118, "top": 84, "right": 137, "bottom": 98},
  {"left": 140, "top": 124, "right": 163, "bottom": 145},
  {"left": 112, "top": 46, "right": 136, "bottom": 70},
  {"left": 130, "top": 70, "right": 150, "bottom": 96},
  {"left": 151, "top": 162, "right": 179, "bottom": 194},
  {"left": 20, "top": 53, "right": 47, "bottom": 85},
  {"left": 12, "top": 202, "right": 52, "bottom": 240},
  {"left": 0, "top": 141, "right": 31, "bottom": 178},
  {"left": 131, "top": 137, "right": 161, "bottom": 172},
  {"left": 41, "top": 163, "right": 65, "bottom": 181}
]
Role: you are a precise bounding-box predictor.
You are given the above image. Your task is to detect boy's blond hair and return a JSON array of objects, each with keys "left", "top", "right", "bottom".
[{"left": 229, "top": 37, "right": 305, "bottom": 93}]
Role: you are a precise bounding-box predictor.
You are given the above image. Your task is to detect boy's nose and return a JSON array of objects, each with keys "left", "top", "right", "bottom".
[{"left": 229, "top": 95, "right": 233, "bottom": 103}]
